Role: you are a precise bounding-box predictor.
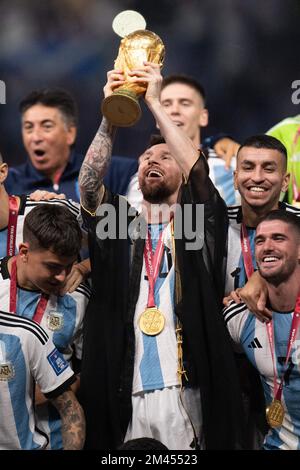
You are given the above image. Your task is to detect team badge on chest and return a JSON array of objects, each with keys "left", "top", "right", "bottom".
[
  {"left": 0, "top": 362, "right": 15, "bottom": 381},
  {"left": 47, "top": 311, "right": 64, "bottom": 331},
  {"left": 0, "top": 341, "right": 15, "bottom": 381}
]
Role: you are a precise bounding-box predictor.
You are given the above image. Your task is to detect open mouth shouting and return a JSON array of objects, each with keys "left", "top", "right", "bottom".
[
  {"left": 33, "top": 149, "right": 46, "bottom": 158},
  {"left": 146, "top": 168, "right": 164, "bottom": 180}
]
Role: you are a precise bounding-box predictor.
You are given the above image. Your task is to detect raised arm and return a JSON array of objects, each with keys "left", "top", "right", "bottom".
[
  {"left": 129, "top": 62, "right": 199, "bottom": 178},
  {"left": 78, "top": 70, "right": 125, "bottom": 212},
  {"left": 51, "top": 389, "right": 86, "bottom": 450}
]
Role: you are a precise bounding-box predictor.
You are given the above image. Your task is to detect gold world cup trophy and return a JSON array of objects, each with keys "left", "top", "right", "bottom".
[{"left": 102, "top": 25, "right": 165, "bottom": 127}]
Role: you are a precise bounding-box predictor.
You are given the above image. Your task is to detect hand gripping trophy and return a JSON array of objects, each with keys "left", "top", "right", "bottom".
[{"left": 102, "top": 11, "right": 165, "bottom": 127}]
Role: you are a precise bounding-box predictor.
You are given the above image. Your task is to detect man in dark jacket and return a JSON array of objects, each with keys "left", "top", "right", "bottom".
[{"left": 5, "top": 88, "right": 138, "bottom": 201}]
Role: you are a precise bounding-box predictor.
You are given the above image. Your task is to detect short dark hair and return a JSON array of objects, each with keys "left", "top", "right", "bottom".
[
  {"left": 162, "top": 74, "right": 206, "bottom": 104},
  {"left": 0, "top": 151, "right": 3, "bottom": 164},
  {"left": 19, "top": 88, "right": 78, "bottom": 127},
  {"left": 147, "top": 134, "right": 166, "bottom": 148},
  {"left": 237, "top": 135, "right": 287, "bottom": 168},
  {"left": 257, "top": 209, "right": 300, "bottom": 238},
  {"left": 23, "top": 204, "right": 82, "bottom": 258}
]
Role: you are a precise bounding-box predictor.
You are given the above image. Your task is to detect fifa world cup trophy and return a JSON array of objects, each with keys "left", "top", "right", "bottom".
[{"left": 102, "top": 30, "right": 165, "bottom": 127}]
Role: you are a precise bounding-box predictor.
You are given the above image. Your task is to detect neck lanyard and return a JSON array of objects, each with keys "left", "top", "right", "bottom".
[
  {"left": 240, "top": 222, "right": 255, "bottom": 280},
  {"left": 266, "top": 294, "right": 300, "bottom": 401},
  {"left": 144, "top": 224, "right": 169, "bottom": 308},
  {"left": 9, "top": 257, "right": 49, "bottom": 323},
  {"left": 6, "top": 196, "right": 19, "bottom": 257},
  {"left": 53, "top": 168, "right": 64, "bottom": 192}
]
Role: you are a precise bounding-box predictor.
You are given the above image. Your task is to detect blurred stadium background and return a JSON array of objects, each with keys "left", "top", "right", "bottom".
[{"left": 0, "top": 0, "right": 300, "bottom": 164}]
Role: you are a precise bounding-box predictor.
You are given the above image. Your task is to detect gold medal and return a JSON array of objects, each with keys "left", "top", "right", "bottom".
[
  {"left": 266, "top": 399, "right": 285, "bottom": 428},
  {"left": 139, "top": 307, "right": 165, "bottom": 336}
]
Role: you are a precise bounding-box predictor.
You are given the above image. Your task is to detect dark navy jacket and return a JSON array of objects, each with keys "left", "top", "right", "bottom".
[{"left": 5, "top": 152, "right": 138, "bottom": 202}]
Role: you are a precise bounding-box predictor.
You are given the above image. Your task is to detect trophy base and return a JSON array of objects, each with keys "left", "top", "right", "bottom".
[{"left": 101, "top": 90, "right": 141, "bottom": 127}]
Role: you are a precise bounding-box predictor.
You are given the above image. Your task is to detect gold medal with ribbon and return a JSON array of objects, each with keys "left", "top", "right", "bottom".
[
  {"left": 140, "top": 223, "right": 170, "bottom": 336},
  {"left": 139, "top": 306, "right": 165, "bottom": 336},
  {"left": 265, "top": 304, "right": 300, "bottom": 431},
  {"left": 266, "top": 399, "right": 285, "bottom": 428}
]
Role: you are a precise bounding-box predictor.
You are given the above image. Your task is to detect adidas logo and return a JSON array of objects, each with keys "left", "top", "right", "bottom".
[{"left": 248, "top": 337, "right": 262, "bottom": 349}]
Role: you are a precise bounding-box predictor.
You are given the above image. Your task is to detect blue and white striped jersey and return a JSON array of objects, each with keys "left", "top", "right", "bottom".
[
  {"left": 132, "top": 222, "right": 179, "bottom": 394},
  {"left": 0, "top": 257, "right": 89, "bottom": 361},
  {"left": 225, "top": 203, "right": 300, "bottom": 295},
  {"left": 223, "top": 301, "right": 300, "bottom": 450},
  {"left": 0, "top": 256, "right": 90, "bottom": 449},
  {"left": 0, "top": 310, "right": 74, "bottom": 450},
  {"left": 206, "top": 149, "right": 240, "bottom": 206},
  {"left": 0, "top": 196, "right": 80, "bottom": 259}
]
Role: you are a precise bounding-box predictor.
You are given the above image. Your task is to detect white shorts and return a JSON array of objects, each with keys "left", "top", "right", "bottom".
[{"left": 125, "top": 386, "right": 203, "bottom": 450}]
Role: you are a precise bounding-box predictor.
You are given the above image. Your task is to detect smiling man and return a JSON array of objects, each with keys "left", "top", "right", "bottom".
[
  {"left": 223, "top": 210, "right": 300, "bottom": 450},
  {"left": 78, "top": 64, "right": 243, "bottom": 450},
  {"left": 160, "top": 76, "right": 208, "bottom": 149},
  {"left": 222, "top": 135, "right": 300, "bottom": 449},
  {"left": 225, "top": 135, "right": 300, "bottom": 295},
  {"left": 138, "top": 140, "right": 183, "bottom": 205}
]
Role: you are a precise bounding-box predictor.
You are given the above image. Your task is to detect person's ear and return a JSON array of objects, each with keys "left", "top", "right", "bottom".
[
  {"left": 233, "top": 170, "right": 238, "bottom": 190},
  {"left": 66, "top": 126, "right": 77, "bottom": 146},
  {"left": 0, "top": 163, "right": 8, "bottom": 184},
  {"left": 198, "top": 108, "right": 209, "bottom": 128},
  {"left": 18, "top": 243, "right": 30, "bottom": 262},
  {"left": 281, "top": 172, "right": 290, "bottom": 194}
]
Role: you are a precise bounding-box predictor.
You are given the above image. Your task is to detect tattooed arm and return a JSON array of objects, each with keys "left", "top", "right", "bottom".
[
  {"left": 79, "top": 118, "right": 115, "bottom": 212},
  {"left": 51, "top": 389, "right": 86, "bottom": 450},
  {"left": 78, "top": 69, "right": 125, "bottom": 213},
  {"left": 35, "top": 375, "right": 81, "bottom": 406}
]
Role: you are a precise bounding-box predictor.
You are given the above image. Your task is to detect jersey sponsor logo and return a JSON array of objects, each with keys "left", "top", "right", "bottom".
[
  {"left": 47, "top": 311, "right": 64, "bottom": 331},
  {"left": 47, "top": 348, "right": 68, "bottom": 375}
]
